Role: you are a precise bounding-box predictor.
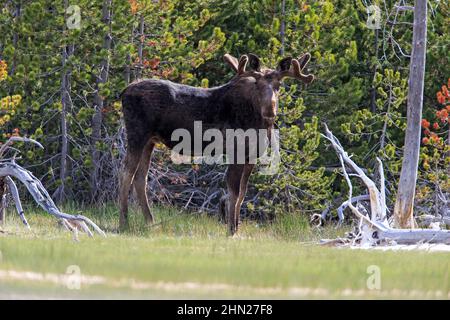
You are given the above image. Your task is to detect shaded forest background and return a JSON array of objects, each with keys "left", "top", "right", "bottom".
[{"left": 0, "top": 0, "right": 448, "bottom": 222}]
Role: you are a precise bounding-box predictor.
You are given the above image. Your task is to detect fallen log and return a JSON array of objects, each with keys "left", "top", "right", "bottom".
[
  {"left": 322, "top": 124, "right": 450, "bottom": 246},
  {"left": 376, "top": 229, "right": 450, "bottom": 245}
]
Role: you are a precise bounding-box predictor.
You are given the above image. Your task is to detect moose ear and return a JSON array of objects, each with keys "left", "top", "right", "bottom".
[
  {"left": 277, "top": 57, "right": 293, "bottom": 72},
  {"left": 246, "top": 53, "right": 261, "bottom": 72},
  {"left": 223, "top": 53, "right": 239, "bottom": 73}
]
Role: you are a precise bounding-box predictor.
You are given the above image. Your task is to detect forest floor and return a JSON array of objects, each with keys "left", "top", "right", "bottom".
[{"left": 0, "top": 204, "right": 449, "bottom": 299}]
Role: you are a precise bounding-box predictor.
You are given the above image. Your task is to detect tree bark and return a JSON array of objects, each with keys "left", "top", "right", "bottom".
[
  {"left": 91, "top": 0, "right": 112, "bottom": 198},
  {"left": 10, "top": 2, "right": 21, "bottom": 75},
  {"left": 393, "top": 0, "right": 427, "bottom": 228},
  {"left": 370, "top": 28, "right": 379, "bottom": 113},
  {"left": 136, "top": 14, "right": 145, "bottom": 79},
  {"left": 55, "top": 0, "right": 73, "bottom": 203},
  {"left": 280, "top": 0, "right": 286, "bottom": 56},
  {"left": 0, "top": 178, "right": 6, "bottom": 225}
]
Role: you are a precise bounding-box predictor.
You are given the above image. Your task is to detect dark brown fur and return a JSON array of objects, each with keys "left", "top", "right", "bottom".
[{"left": 119, "top": 53, "right": 314, "bottom": 235}]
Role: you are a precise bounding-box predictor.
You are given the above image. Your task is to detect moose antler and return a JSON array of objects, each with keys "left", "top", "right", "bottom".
[
  {"left": 237, "top": 55, "right": 248, "bottom": 75},
  {"left": 279, "top": 53, "right": 314, "bottom": 84},
  {"left": 223, "top": 53, "right": 239, "bottom": 73},
  {"left": 224, "top": 53, "right": 261, "bottom": 75},
  {"left": 246, "top": 53, "right": 261, "bottom": 72}
]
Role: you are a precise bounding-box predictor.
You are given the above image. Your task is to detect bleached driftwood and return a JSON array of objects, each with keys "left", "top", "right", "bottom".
[
  {"left": 0, "top": 180, "right": 6, "bottom": 224},
  {"left": 5, "top": 176, "right": 29, "bottom": 228},
  {"left": 0, "top": 137, "right": 105, "bottom": 238},
  {"left": 322, "top": 124, "right": 450, "bottom": 245},
  {"left": 336, "top": 195, "right": 370, "bottom": 222},
  {"left": 0, "top": 136, "right": 44, "bottom": 158}
]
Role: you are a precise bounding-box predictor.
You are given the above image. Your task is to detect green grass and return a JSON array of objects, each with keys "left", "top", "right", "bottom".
[{"left": 0, "top": 204, "right": 449, "bottom": 299}]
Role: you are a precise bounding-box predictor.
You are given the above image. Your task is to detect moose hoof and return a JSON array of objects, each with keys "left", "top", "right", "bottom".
[
  {"left": 119, "top": 218, "right": 129, "bottom": 232},
  {"left": 228, "top": 219, "right": 238, "bottom": 237},
  {"left": 144, "top": 215, "right": 155, "bottom": 225}
]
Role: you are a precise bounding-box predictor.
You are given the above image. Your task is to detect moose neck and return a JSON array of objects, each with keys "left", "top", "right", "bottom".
[{"left": 207, "top": 78, "right": 268, "bottom": 130}]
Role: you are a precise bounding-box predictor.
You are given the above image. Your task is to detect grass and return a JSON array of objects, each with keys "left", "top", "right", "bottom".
[{"left": 0, "top": 203, "right": 449, "bottom": 299}]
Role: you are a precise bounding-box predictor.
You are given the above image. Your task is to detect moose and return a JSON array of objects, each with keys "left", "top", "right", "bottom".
[{"left": 119, "top": 52, "right": 314, "bottom": 235}]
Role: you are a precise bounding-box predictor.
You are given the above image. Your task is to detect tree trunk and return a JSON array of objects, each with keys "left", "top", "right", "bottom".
[
  {"left": 136, "top": 14, "right": 145, "bottom": 79},
  {"left": 125, "top": 53, "right": 131, "bottom": 84},
  {"left": 0, "top": 178, "right": 6, "bottom": 225},
  {"left": 55, "top": 0, "right": 73, "bottom": 203},
  {"left": 280, "top": 0, "right": 286, "bottom": 56},
  {"left": 10, "top": 2, "right": 21, "bottom": 75},
  {"left": 370, "top": 28, "right": 379, "bottom": 113},
  {"left": 91, "top": 0, "right": 112, "bottom": 198},
  {"left": 393, "top": 0, "right": 427, "bottom": 228}
]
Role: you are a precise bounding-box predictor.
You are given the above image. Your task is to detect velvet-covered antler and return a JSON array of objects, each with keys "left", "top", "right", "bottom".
[
  {"left": 277, "top": 53, "right": 314, "bottom": 84},
  {"left": 224, "top": 53, "right": 261, "bottom": 74},
  {"left": 237, "top": 55, "right": 248, "bottom": 74},
  {"left": 223, "top": 53, "right": 239, "bottom": 73}
]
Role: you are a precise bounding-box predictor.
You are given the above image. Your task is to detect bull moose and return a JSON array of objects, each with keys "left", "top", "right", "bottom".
[{"left": 119, "top": 52, "right": 314, "bottom": 235}]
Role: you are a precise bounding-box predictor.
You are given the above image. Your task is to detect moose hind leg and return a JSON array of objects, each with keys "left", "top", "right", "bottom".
[
  {"left": 133, "top": 140, "right": 155, "bottom": 224},
  {"left": 119, "top": 148, "right": 142, "bottom": 230},
  {"left": 219, "top": 194, "right": 228, "bottom": 223}
]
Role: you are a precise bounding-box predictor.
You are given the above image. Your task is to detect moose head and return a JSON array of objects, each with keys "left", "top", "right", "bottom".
[{"left": 223, "top": 52, "right": 314, "bottom": 123}]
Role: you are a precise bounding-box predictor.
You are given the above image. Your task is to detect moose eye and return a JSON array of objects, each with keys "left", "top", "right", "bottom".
[{"left": 272, "top": 81, "right": 280, "bottom": 91}]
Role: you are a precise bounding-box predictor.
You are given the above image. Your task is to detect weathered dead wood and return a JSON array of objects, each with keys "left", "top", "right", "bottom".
[
  {"left": 0, "top": 136, "right": 43, "bottom": 158},
  {"left": 323, "top": 125, "right": 388, "bottom": 227},
  {"left": 336, "top": 195, "right": 370, "bottom": 222},
  {"left": 322, "top": 124, "right": 450, "bottom": 246},
  {"left": 0, "top": 177, "right": 6, "bottom": 225},
  {"left": 5, "top": 176, "right": 29, "bottom": 228},
  {"left": 376, "top": 229, "right": 450, "bottom": 245},
  {"left": 393, "top": 0, "right": 428, "bottom": 228},
  {"left": 0, "top": 137, "right": 105, "bottom": 238},
  {"left": 0, "top": 161, "right": 105, "bottom": 238}
]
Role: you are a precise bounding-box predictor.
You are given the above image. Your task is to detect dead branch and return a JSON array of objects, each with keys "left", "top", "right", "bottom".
[
  {"left": 0, "top": 136, "right": 44, "bottom": 158},
  {"left": 322, "top": 124, "right": 450, "bottom": 246},
  {"left": 322, "top": 124, "right": 388, "bottom": 226},
  {"left": 336, "top": 195, "right": 370, "bottom": 222},
  {"left": 0, "top": 137, "right": 105, "bottom": 238},
  {"left": 0, "top": 161, "right": 105, "bottom": 238},
  {"left": 5, "top": 176, "right": 29, "bottom": 228}
]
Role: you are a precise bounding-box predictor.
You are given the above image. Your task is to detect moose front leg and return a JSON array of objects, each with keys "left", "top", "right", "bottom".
[
  {"left": 223, "top": 164, "right": 254, "bottom": 236},
  {"left": 223, "top": 164, "right": 243, "bottom": 235},
  {"left": 234, "top": 164, "right": 254, "bottom": 231}
]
